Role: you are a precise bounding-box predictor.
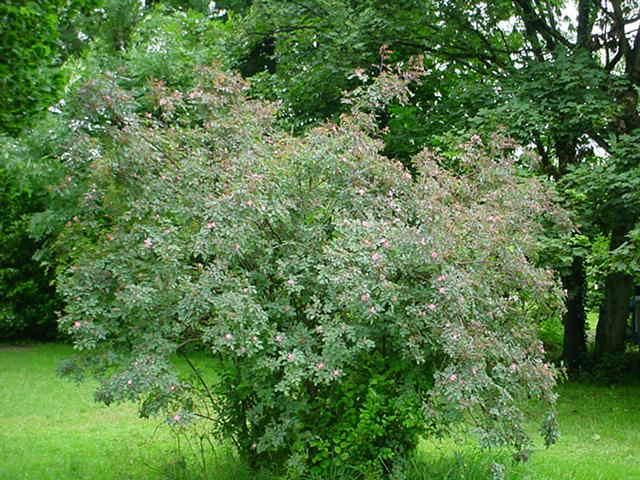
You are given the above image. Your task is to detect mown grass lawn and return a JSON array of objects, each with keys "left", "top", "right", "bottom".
[
  {"left": 524, "top": 381, "right": 640, "bottom": 480},
  {"left": 0, "top": 343, "right": 176, "bottom": 480},
  {"left": 1, "top": 343, "right": 639, "bottom": 480}
]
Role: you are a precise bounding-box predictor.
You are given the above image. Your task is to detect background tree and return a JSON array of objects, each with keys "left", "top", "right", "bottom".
[
  {"left": 0, "top": 1, "right": 66, "bottom": 134},
  {"left": 0, "top": 0, "right": 104, "bottom": 339},
  {"left": 0, "top": 131, "right": 61, "bottom": 339},
  {"left": 453, "top": 0, "right": 640, "bottom": 361}
]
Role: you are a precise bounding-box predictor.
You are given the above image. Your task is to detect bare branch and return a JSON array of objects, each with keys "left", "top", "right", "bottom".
[
  {"left": 605, "top": 48, "right": 625, "bottom": 72},
  {"left": 610, "top": 0, "right": 633, "bottom": 69},
  {"left": 513, "top": 0, "right": 573, "bottom": 51},
  {"left": 577, "top": 0, "right": 596, "bottom": 49}
]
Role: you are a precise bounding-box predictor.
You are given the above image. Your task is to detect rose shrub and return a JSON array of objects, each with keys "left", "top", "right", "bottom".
[{"left": 52, "top": 63, "right": 565, "bottom": 478}]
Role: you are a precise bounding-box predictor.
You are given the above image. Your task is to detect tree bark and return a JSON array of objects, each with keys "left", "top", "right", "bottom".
[
  {"left": 554, "top": 137, "right": 588, "bottom": 371},
  {"left": 561, "top": 256, "right": 587, "bottom": 372},
  {"left": 595, "top": 227, "right": 634, "bottom": 356}
]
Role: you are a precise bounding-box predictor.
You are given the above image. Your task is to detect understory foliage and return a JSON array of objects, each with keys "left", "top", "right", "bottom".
[
  {"left": 0, "top": 133, "right": 60, "bottom": 338},
  {"left": 0, "top": 1, "right": 65, "bottom": 133},
  {"left": 54, "top": 63, "right": 564, "bottom": 478}
]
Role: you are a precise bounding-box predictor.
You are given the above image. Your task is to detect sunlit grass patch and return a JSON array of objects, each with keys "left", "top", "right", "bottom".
[
  {"left": 0, "top": 343, "right": 172, "bottom": 480},
  {"left": 2, "top": 343, "right": 640, "bottom": 479}
]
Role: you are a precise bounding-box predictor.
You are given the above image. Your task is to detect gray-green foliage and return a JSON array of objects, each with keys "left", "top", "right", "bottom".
[
  {"left": 29, "top": 4, "right": 232, "bottom": 262},
  {"left": 50, "top": 59, "right": 565, "bottom": 477}
]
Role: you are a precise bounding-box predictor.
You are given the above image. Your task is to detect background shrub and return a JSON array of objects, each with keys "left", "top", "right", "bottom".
[{"left": 0, "top": 131, "right": 62, "bottom": 339}]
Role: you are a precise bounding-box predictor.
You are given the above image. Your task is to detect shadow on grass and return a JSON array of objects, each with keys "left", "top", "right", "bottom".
[
  {"left": 406, "top": 446, "right": 524, "bottom": 480},
  {"left": 152, "top": 440, "right": 523, "bottom": 480}
]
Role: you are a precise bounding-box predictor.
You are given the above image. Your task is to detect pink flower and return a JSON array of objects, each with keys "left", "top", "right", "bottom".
[
  {"left": 316, "top": 362, "right": 325, "bottom": 370},
  {"left": 510, "top": 363, "right": 518, "bottom": 372},
  {"left": 428, "top": 303, "right": 437, "bottom": 311},
  {"left": 431, "top": 251, "right": 438, "bottom": 259},
  {"left": 438, "top": 287, "right": 446, "bottom": 294},
  {"left": 206, "top": 221, "right": 217, "bottom": 229},
  {"left": 127, "top": 379, "right": 133, "bottom": 386},
  {"left": 437, "top": 275, "right": 446, "bottom": 282},
  {"left": 331, "top": 369, "right": 342, "bottom": 378},
  {"left": 224, "top": 333, "right": 234, "bottom": 341},
  {"left": 360, "top": 292, "right": 370, "bottom": 302},
  {"left": 371, "top": 252, "right": 382, "bottom": 262},
  {"left": 448, "top": 374, "right": 457, "bottom": 382},
  {"left": 143, "top": 238, "right": 153, "bottom": 248},
  {"left": 173, "top": 414, "right": 181, "bottom": 422},
  {"left": 73, "top": 321, "right": 82, "bottom": 329},
  {"left": 379, "top": 238, "right": 391, "bottom": 248},
  {"left": 287, "top": 352, "right": 296, "bottom": 362},
  {"left": 275, "top": 334, "right": 284, "bottom": 343},
  {"left": 286, "top": 279, "right": 296, "bottom": 286}
]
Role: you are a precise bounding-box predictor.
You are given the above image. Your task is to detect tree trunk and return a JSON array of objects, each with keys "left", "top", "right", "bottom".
[
  {"left": 595, "top": 227, "right": 634, "bottom": 357},
  {"left": 553, "top": 137, "right": 588, "bottom": 372},
  {"left": 561, "top": 256, "right": 587, "bottom": 372}
]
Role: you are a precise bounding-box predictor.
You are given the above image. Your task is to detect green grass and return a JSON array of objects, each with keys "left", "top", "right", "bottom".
[
  {"left": 2, "top": 343, "right": 640, "bottom": 480},
  {"left": 0, "top": 343, "right": 174, "bottom": 480},
  {"left": 524, "top": 382, "right": 640, "bottom": 480}
]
